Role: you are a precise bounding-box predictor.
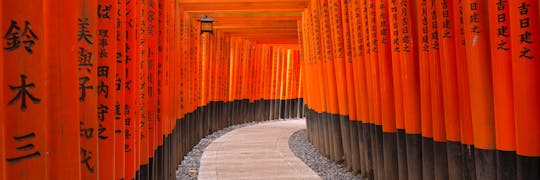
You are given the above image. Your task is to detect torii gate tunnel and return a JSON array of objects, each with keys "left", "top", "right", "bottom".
[{"left": 1, "top": 0, "right": 539, "bottom": 180}]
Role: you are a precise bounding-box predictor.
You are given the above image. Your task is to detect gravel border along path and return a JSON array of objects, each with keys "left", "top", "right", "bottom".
[{"left": 289, "top": 129, "right": 365, "bottom": 180}]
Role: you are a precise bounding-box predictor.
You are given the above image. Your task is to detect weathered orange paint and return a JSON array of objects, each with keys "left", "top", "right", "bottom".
[{"left": 462, "top": 0, "right": 496, "bottom": 150}]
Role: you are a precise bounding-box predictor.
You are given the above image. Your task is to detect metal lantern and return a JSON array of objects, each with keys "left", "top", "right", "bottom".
[{"left": 199, "top": 15, "right": 214, "bottom": 34}]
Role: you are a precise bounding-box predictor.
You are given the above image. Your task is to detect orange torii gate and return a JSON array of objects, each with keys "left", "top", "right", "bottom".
[
  {"left": 1, "top": 0, "right": 304, "bottom": 179},
  {"left": 2, "top": 0, "right": 540, "bottom": 179}
]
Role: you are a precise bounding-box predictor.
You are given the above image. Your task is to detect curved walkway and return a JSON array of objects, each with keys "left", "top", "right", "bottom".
[{"left": 198, "top": 119, "right": 321, "bottom": 180}]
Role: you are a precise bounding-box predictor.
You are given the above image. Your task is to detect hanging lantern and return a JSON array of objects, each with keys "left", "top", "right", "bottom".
[{"left": 199, "top": 15, "right": 214, "bottom": 34}]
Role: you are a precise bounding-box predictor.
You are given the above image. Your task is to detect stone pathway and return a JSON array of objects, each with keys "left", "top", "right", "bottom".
[{"left": 198, "top": 119, "right": 321, "bottom": 180}]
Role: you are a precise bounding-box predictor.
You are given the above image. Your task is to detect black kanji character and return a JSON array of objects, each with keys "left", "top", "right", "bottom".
[
  {"left": 98, "top": 124, "right": 108, "bottom": 140},
  {"left": 125, "top": 55, "right": 132, "bottom": 64},
  {"left": 97, "top": 66, "right": 109, "bottom": 77},
  {"left": 518, "top": 2, "right": 530, "bottom": 15},
  {"left": 78, "top": 18, "right": 93, "bottom": 44},
  {"left": 497, "top": 14, "right": 506, "bottom": 23},
  {"left": 116, "top": 52, "right": 123, "bottom": 63},
  {"left": 497, "top": 25, "right": 510, "bottom": 37},
  {"left": 98, "top": 104, "right": 109, "bottom": 121},
  {"left": 520, "top": 31, "right": 533, "bottom": 44},
  {"left": 5, "top": 21, "right": 38, "bottom": 53},
  {"left": 8, "top": 74, "right": 41, "bottom": 111},
  {"left": 98, "top": 30, "right": 108, "bottom": 58},
  {"left": 79, "top": 77, "right": 94, "bottom": 102},
  {"left": 125, "top": 117, "right": 131, "bottom": 126},
  {"left": 115, "top": 75, "right": 122, "bottom": 90},
  {"left": 3, "top": 21, "right": 38, "bottom": 54},
  {"left": 78, "top": 47, "right": 93, "bottom": 72},
  {"left": 520, "top": 47, "right": 534, "bottom": 59},
  {"left": 98, "top": 81, "right": 109, "bottom": 98},
  {"left": 470, "top": 3, "right": 477, "bottom": 10},
  {"left": 497, "top": 40, "right": 510, "bottom": 51},
  {"left": 472, "top": 25, "right": 480, "bottom": 33},
  {"left": 470, "top": 12, "right": 479, "bottom": 23},
  {"left": 496, "top": 0, "right": 506, "bottom": 11},
  {"left": 81, "top": 148, "right": 94, "bottom": 173},
  {"left": 520, "top": 17, "right": 530, "bottom": 28},
  {"left": 124, "top": 104, "right": 130, "bottom": 115},
  {"left": 80, "top": 121, "right": 94, "bottom": 139},
  {"left": 98, "top": 4, "right": 112, "bottom": 19},
  {"left": 6, "top": 133, "right": 41, "bottom": 164},
  {"left": 115, "top": 103, "right": 121, "bottom": 115},
  {"left": 125, "top": 80, "right": 132, "bottom": 90}
]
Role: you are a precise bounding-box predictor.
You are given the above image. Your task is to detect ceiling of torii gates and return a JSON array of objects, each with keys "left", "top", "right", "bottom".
[{"left": 179, "top": 0, "right": 309, "bottom": 45}]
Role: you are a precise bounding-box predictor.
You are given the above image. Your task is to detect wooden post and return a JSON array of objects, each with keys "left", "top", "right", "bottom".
[{"left": 509, "top": 1, "right": 540, "bottom": 179}]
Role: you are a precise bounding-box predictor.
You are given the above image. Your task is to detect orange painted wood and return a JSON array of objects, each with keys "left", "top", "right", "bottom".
[
  {"left": 342, "top": 0, "right": 357, "bottom": 120},
  {"left": 124, "top": 0, "right": 137, "bottom": 178},
  {"left": 436, "top": 0, "right": 461, "bottom": 142},
  {"left": 400, "top": 0, "right": 421, "bottom": 135},
  {"left": 45, "top": 0, "right": 81, "bottom": 179},
  {"left": 136, "top": 0, "right": 149, "bottom": 168},
  {"left": 328, "top": 0, "right": 350, "bottom": 117},
  {"left": 361, "top": 0, "right": 374, "bottom": 124},
  {"left": 97, "top": 0, "right": 118, "bottom": 178},
  {"left": 3, "top": 0, "right": 48, "bottom": 179},
  {"left": 415, "top": 0, "right": 433, "bottom": 138},
  {"left": 368, "top": 0, "right": 382, "bottom": 125},
  {"left": 487, "top": 0, "right": 515, "bottom": 151},
  {"left": 115, "top": 0, "right": 126, "bottom": 178},
  {"left": 77, "top": 0, "right": 99, "bottom": 178},
  {"left": 509, "top": 0, "right": 540, "bottom": 157},
  {"left": 387, "top": 0, "right": 404, "bottom": 130},
  {"left": 453, "top": 0, "right": 474, "bottom": 146},
  {"left": 462, "top": 0, "right": 496, "bottom": 150},
  {"left": 302, "top": 9, "right": 320, "bottom": 111},
  {"left": 318, "top": 0, "right": 339, "bottom": 115},
  {"left": 309, "top": 2, "right": 326, "bottom": 113},
  {"left": 147, "top": 0, "right": 159, "bottom": 159},
  {"left": 158, "top": 0, "right": 171, "bottom": 143},
  {"left": 375, "top": 0, "right": 396, "bottom": 132},
  {"left": 427, "top": 0, "right": 446, "bottom": 143},
  {"left": 0, "top": 1, "right": 5, "bottom": 178},
  {"left": 351, "top": 0, "right": 369, "bottom": 123}
]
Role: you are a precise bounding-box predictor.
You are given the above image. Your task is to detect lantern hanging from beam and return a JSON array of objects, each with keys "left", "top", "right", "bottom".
[{"left": 199, "top": 15, "right": 214, "bottom": 34}]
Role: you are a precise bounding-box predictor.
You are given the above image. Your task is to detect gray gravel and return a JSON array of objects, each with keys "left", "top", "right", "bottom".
[
  {"left": 289, "top": 129, "right": 364, "bottom": 180},
  {"left": 175, "top": 119, "right": 285, "bottom": 180}
]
